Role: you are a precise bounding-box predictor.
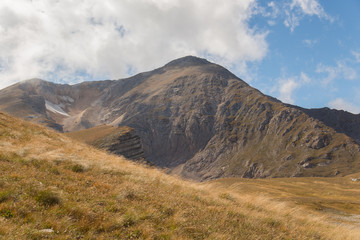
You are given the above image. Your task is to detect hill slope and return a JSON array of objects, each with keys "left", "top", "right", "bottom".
[
  {"left": 65, "top": 125, "right": 145, "bottom": 160},
  {"left": 209, "top": 176, "right": 360, "bottom": 226},
  {"left": 1, "top": 111, "right": 359, "bottom": 239},
  {"left": 1, "top": 56, "right": 360, "bottom": 180}
]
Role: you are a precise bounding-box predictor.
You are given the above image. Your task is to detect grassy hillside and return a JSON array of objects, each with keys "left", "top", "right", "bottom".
[
  {"left": 0, "top": 111, "right": 359, "bottom": 239},
  {"left": 209, "top": 177, "right": 360, "bottom": 226},
  {"left": 65, "top": 125, "right": 133, "bottom": 144}
]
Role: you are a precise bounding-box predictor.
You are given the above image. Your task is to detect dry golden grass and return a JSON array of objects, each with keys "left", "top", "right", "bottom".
[
  {"left": 64, "top": 124, "right": 133, "bottom": 144},
  {"left": 209, "top": 177, "right": 360, "bottom": 227},
  {"left": 0, "top": 111, "right": 359, "bottom": 239}
]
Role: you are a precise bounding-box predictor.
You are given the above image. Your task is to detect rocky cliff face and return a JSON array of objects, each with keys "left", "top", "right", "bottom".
[
  {"left": 1, "top": 56, "right": 360, "bottom": 180},
  {"left": 301, "top": 107, "right": 360, "bottom": 144},
  {"left": 65, "top": 125, "right": 145, "bottom": 161},
  {"left": 93, "top": 129, "right": 145, "bottom": 160}
]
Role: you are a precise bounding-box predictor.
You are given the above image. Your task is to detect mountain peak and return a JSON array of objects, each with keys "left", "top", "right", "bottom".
[
  {"left": 22, "top": 78, "right": 46, "bottom": 84},
  {"left": 1, "top": 57, "right": 360, "bottom": 181},
  {"left": 164, "top": 55, "right": 211, "bottom": 68}
]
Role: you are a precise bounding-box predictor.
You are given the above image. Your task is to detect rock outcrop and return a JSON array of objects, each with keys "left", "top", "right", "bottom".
[
  {"left": 65, "top": 125, "right": 145, "bottom": 161},
  {"left": 301, "top": 107, "right": 360, "bottom": 144},
  {"left": 93, "top": 129, "right": 145, "bottom": 160}
]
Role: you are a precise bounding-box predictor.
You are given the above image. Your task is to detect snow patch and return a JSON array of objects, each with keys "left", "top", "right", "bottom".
[{"left": 45, "top": 100, "right": 70, "bottom": 116}]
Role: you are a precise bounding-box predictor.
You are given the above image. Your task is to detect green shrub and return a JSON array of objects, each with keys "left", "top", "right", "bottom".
[
  {"left": 127, "top": 229, "right": 142, "bottom": 238},
  {"left": 0, "top": 209, "right": 13, "bottom": 219},
  {"left": 0, "top": 191, "right": 11, "bottom": 203},
  {"left": 35, "top": 190, "right": 60, "bottom": 207},
  {"left": 219, "top": 193, "right": 235, "bottom": 201},
  {"left": 50, "top": 167, "right": 60, "bottom": 175},
  {"left": 71, "top": 164, "right": 85, "bottom": 173},
  {"left": 122, "top": 214, "right": 136, "bottom": 228},
  {"left": 264, "top": 217, "right": 281, "bottom": 228}
]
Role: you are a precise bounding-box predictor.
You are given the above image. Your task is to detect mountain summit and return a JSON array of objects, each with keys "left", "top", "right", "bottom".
[
  {"left": 164, "top": 55, "right": 211, "bottom": 68},
  {"left": 1, "top": 56, "right": 360, "bottom": 181}
]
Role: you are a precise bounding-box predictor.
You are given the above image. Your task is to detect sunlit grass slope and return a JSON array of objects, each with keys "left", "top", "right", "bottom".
[
  {"left": 64, "top": 124, "right": 133, "bottom": 144},
  {"left": 209, "top": 177, "right": 360, "bottom": 226},
  {"left": 0, "top": 111, "right": 359, "bottom": 239}
]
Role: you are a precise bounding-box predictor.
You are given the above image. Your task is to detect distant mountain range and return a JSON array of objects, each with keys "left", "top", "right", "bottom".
[{"left": 1, "top": 56, "right": 360, "bottom": 181}]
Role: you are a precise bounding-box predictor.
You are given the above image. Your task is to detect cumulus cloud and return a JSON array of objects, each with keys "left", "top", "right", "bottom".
[
  {"left": 278, "top": 78, "right": 299, "bottom": 104},
  {"left": 276, "top": 72, "right": 311, "bottom": 104},
  {"left": 328, "top": 98, "right": 360, "bottom": 114},
  {"left": 0, "top": 0, "right": 268, "bottom": 89}
]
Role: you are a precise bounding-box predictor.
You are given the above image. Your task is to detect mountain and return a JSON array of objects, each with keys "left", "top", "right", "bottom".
[
  {"left": 0, "top": 78, "right": 112, "bottom": 131},
  {"left": 1, "top": 56, "right": 360, "bottom": 181}
]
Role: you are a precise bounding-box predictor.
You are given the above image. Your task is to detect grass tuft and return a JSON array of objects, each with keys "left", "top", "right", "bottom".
[
  {"left": 71, "top": 164, "right": 85, "bottom": 173},
  {"left": 35, "top": 190, "right": 61, "bottom": 207},
  {"left": 264, "top": 217, "right": 282, "bottom": 228},
  {"left": 219, "top": 192, "right": 235, "bottom": 201},
  {"left": 122, "top": 213, "right": 137, "bottom": 228},
  {"left": 0, "top": 191, "right": 11, "bottom": 203},
  {"left": 0, "top": 209, "right": 13, "bottom": 219}
]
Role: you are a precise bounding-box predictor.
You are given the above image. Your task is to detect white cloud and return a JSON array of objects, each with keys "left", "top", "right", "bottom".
[
  {"left": 267, "top": 20, "right": 276, "bottom": 26},
  {"left": 303, "top": 39, "right": 318, "bottom": 47},
  {"left": 283, "top": 10, "right": 300, "bottom": 32},
  {"left": 328, "top": 98, "right": 360, "bottom": 114},
  {"left": 316, "top": 61, "right": 357, "bottom": 85},
  {"left": 260, "top": 0, "right": 332, "bottom": 32},
  {"left": 268, "top": 2, "right": 280, "bottom": 17},
  {"left": 256, "top": 2, "right": 279, "bottom": 27},
  {"left": 0, "top": 0, "right": 268, "bottom": 89},
  {"left": 284, "top": 0, "right": 333, "bottom": 32},
  {"left": 300, "top": 72, "right": 311, "bottom": 83},
  {"left": 316, "top": 64, "right": 337, "bottom": 85},
  {"left": 275, "top": 71, "right": 311, "bottom": 104},
  {"left": 291, "top": 0, "right": 330, "bottom": 18},
  {"left": 352, "top": 51, "right": 360, "bottom": 63},
  {"left": 260, "top": 1, "right": 280, "bottom": 19},
  {"left": 278, "top": 78, "right": 299, "bottom": 104}
]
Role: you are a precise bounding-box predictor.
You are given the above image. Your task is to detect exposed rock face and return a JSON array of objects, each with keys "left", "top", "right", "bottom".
[
  {"left": 1, "top": 56, "right": 360, "bottom": 181},
  {"left": 301, "top": 107, "right": 360, "bottom": 144},
  {"left": 0, "top": 78, "right": 112, "bottom": 132},
  {"left": 65, "top": 125, "right": 145, "bottom": 161},
  {"left": 93, "top": 129, "right": 145, "bottom": 160}
]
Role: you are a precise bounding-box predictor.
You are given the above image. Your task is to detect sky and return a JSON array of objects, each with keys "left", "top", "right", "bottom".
[{"left": 0, "top": 0, "right": 359, "bottom": 113}]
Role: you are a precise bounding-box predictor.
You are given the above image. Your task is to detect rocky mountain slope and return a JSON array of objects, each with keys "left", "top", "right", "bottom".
[
  {"left": 65, "top": 125, "right": 145, "bottom": 160},
  {"left": 1, "top": 56, "right": 360, "bottom": 181},
  {"left": 301, "top": 107, "right": 360, "bottom": 144}
]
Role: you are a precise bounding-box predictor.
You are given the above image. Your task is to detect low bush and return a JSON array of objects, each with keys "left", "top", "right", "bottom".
[
  {"left": 71, "top": 164, "right": 85, "bottom": 173},
  {"left": 35, "top": 190, "right": 60, "bottom": 207}
]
